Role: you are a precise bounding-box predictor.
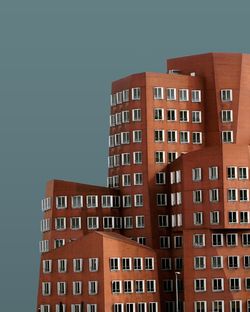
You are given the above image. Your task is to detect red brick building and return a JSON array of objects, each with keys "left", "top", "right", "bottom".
[{"left": 37, "top": 53, "right": 250, "bottom": 312}]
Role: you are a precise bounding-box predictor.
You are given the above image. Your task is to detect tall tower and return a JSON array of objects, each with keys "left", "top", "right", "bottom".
[{"left": 37, "top": 53, "right": 250, "bottom": 312}]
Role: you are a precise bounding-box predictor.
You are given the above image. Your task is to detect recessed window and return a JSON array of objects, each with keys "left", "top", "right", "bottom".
[
  {"left": 153, "top": 87, "right": 164, "bottom": 99},
  {"left": 58, "top": 259, "right": 67, "bottom": 273},
  {"left": 86, "top": 195, "right": 98, "bottom": 208},
  {"left": 88, "top": 281, "right": 98, "bottom": 295},
  {"left": 132, "top": 109, "right": 141, "bottom": 121},
  {"left": 212, "top": 278, "right": 224, "bottom": 292},
  {"left": 70, "top": 217, "right": 81, "bottom": 230},
  {"left": 110, "top": 258, "right": 120, "bottom": 271},
  {"left": 73, "top": 281, "right": 82, "bottom": 295},
  {"left": 122, "top": 174, "right": 131, "bottom": 187},
  {"left": 122, "top": 258, "right": 132, "bottom": 271},
  {"left": 211, "top": 256, "right": 223, "bottom": 269},
  {"left": 112, "top": 280, "right": 122, "bottom": 294},
  {"left": 72, "top": 195, "right": 83, "bottom": 208},
  {"left": 73, "top": 258, "right": 83, "bottom": 272},
  {"left": 155, "top": 151, "right": 165, "bottom": 164},
  {"left": 56, "top": 196, "right": 67, "bottom": 209},
  {"left": 192, "top": 168, "right": 202, "bottom": 181},
  {"left": 158, "top": 215, "right": 169, "bottom": 227},
  {"left": 222, "top": 131, "right": 233, "bottom": 143},
  {"left": 167, "top": 109, "right": 177, "bottom": 121},
  {"left": 227, "top": 166, "right": 237, "bottom": 179},
  {"left": 194, "top": 212, "right": 203, "bottom": 225},
  {"left": 229, "top": 278, "right": 241, "bottom": 291},
  {"left": 228, "top": 211, "right": 238, "bottom": 223},
  {"left": 242, "top": 233, "right": 250, "bottom": 246},
  {"left": 116, "top": 92, "right": 123, "bottom": 104},
  {"left": 123, "top": 195, "right": 132, "bottom": 207},
  {"left": 239, "top": 189, "right": 249, "bottom": 201},
  {"left": 131, "top": 88, "right": 141, "bottom": 100},
  {"left": 212, "top": 233, "right": 223, "bottom": 247},
  {"left": 210, "top": 211, "right": 220, "bottom": 225},
  {"left": 168, "top": 152, "right": 178, "bottom": 163},
  {"left": 160, "top": 236, "right": 170, "bottom": 249},
  {"left": 134, "top": 173, "right": 143, "bottom": 185},
  {"left": 193, "top": 234, "right": 205, "bottom": 247},
  {"left": 87, "top": 217, "right": 99, "bottom": 230},
  {"left": 89, "top": 258, "right": 98, "bottom": 272},
  {"left": 167, "top": 130, "right": 177, "bottom": 143},
  {"left": 209, "top": 189, "right": 219, "bottom": 202},
  {"left": 121, "top": 111, "right": 130, "bottom": 123},
  {"left": 193, "top": 190, "right": 202, "bottom": 203},
  {"left": 179, "top": 89, "right": 189, "bottom": 101},
  {"left": 42, "top": 282, "right": 51, "bottom": 296},
  {"left": 136, "top": 215, "right": 145, "bottom": 228},
  {"left": 121, "top": 132, "right": 130, "bottom": 144},
  {"left": 55, "top": 217, "right": 66, "bottom": 230},
  {"left": 179, "top": 110, "right": 189, "bottom": 122},
  {"left": 42, "top": 260, "right": 52, "bottom": 274},
  {"left": 154, "top": 130, "right": 165, "bottom": 142},
  {"left": 133, "top": 130, "right": 142, "bottom": 143},
  {"left": 154, "top": 108, "right": 164, "bottom": 120},
  {"left": 123, "top": 89, "right": 129, "bottom": 102},
  {"left": 194, "top": 256, "right": 206, "bottom": 270},
  {"left": 221, "top": 110, "right": 233, "bottom": 122},
  {"left": 57, "top": 281, "right": 66, "bottom": 295},
  {"left": 192, "top": 111, "right": 202, "bottom": 123},
  {"left": 194, "top": 279, "right": 206, "bottom": 292},
  {"left": 123, "top": 216, "right": 133, "bottom": 229},
  {"left": 209, "top": 166, "right": 219, "bottom": 180},
  {"left": 192, "top": 132, "right": 202, "bottom": 144},
  {"left": 226, "top": 233, "right": 238, "bottom": 247},
  {"left": 239, "top": 167, "right": 248, "bottom": 180},
  {"left": 221, "top": 89, "right": 233, "bottom": 102},
  {"left": 121, "top": 153, "right": 130, "bottom": 166},
  {"left": 134, "top": 194, "right": 143, "bottom": 207},
  {"left": 156, "top": 172, "right": 166, "bottom": 184},
  {"left": 180, "top": 131, "right": 190, "bottom": 143},
  {"left": 167, "top": 88, "right": 176, "bottom": 100},
  {"left": 124, "top": 280, "right": 133, "bottom": 293},
  {"left": 192, "top": 90, "right": 201, "bottom": 102},
  {"left": 156, "top": 193, "right": 167, "bottom": 206},
  {"left": 228, "top": 189, "right": 237, "bottom": 201},
  {"left": 133, "top": 151, "right": 142, "bottom": 164},
  {"left": 134, "top": 257, "right": 143, "bottom": 270},
  {"left": 147, "top": 280, "right": 156, "bottom": 293}
]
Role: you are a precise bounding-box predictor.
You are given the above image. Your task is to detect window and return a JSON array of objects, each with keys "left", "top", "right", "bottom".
[
  {"left": 136, "top": 216, "right": 144, "bottom": 228},
  {"left": 132, "top": 87, "right": 141, "bottom": 100},
  {"left": 87, "top": 304, "right": 97, "bottom": 312},
  {"left": 42, "top": 282, "right": 51, "bottom": 296},
  {"left": 244, "top": 256, "right": 250, "bottom": 268},
  {"left": 72, "top": 195, "right": 83, "bottom": 208},
  {"left": 122, "top": 110, "right": 130, "bottom": 123},
  {"left": 58, "top": 259, "right": 67, "bottom": 273},
  {"left": 192, "top": 90, "right": 201, "bottom": 102},
  {"left": 73, "top": 281, "right": 82, "bottom": 295},
  {"left": 240, "top": 211, "right": 249, "bottom": 224},
  {"left": 87, "top": 217, "right": 99, "bottom": 229},
  {"left": 123, "top": 89, "right": 129, "bottom": 102},
  {"left": 148, "top": 302, "right": 158, "bottom": 312},
  {"left": 113, "top": 304, "right": 123, "bottom": 312},
  {"left": 122, "top": 257, "right": 132, "bottom": 271},
  {"left": 56, "top": 196, "right": 67, "bottom": 209},
  {"left": 221, "top": 89, "right": 233, "bottom": 102},
  {"left": 103, "top": 216, "right": 114, "bottom": 229},
  {"left": 57, "top": 281, "right": 66, "bottom": 295},
  {"left": 116, "top": 113, "right": 121, "bottom": 125},
  {"left": 194, "top": 279, "right": 206, "bottom": 292},
  {"left": 55, "top": 217, "right": 66, "bottom": 230},
  {"left": 126, "top": 303, "right": 135, "bottom": 312},
  {"left": 227, "top": 166, "right": 237, "bottom": 179},
  {"left": 124, "top": 280, "right": 133, "bottom": 293},
  {"left": 70, "top": 217, "right": 81, "bottom": 230},
  {"left": 110, "top": 258, "right": 120, "bottom": 271},
  {"left": 168, "top": 152, "right": 178, "bottom": 163},
  {"left": 167, "top": 130, "right": 177, "bottom": 143},
  {"left": 174, "top": 236, "right": 183, "bottom": 248},
  {"left": 167, "top": 109, "right": 177, "bottom": 121},
  {"left": 193, "top": 132, "right": 202, "bottom": 144},
  {"left": 226, "top": 219, "right": 237, "bottom": 233},
  {"left": 193, "top": 190, "right": 202, "bottom": 203},
  {"left": 230, "top": 301, "right": 242, "bottom": 312},
  {"left": 121, "top": 132, "right": 130, "bottom": 144},
  {"left": 41, "top": 197, "right": 51, "bottom": 212},
  {"left": 40, "top": 305, "right": 51, "bottom": 312},
  {"left": 135, "top": 280, "right": 144, "bottom": 293},
  {"left": 212, "top": 301, "right": 224, "bottom": 312},
  {"left": 158, "top": 215, "right": 169, "bottom": 227},
  {"left": 180, "top": 131, "right": 190, "bottom": 143},
  {"left": 138, "top": 303, "right": 147, "bottom": 312},
  {"left": 228, "top": 256, "right": 239, "bottom": 269},
  {"left": 154, "top": 130, "right": 165, "bottom": 142},
  {"left": 155, "top": 151, "right": 165, "bottom": 164},
  {"left": 123, "top": 216, "right": 133, "bottom": 229},
  {"left": 133, "top": 151, "right": 142, "bottom": 164},
  {"left": 121, "top": 153, "right": 130, "bottom": 165},
  {"left": 210, "top": 211, "right": 220, "bottom": 224},
  {"left": 194, "top": 256, "right": 206, "bottom": 270},
  {"left": 123, "top": 195, "right": 132, "bottom": 207},
  {"left": 222, "top": 131, "right": 233, "bottom": 143},
  {"left": 54, "top": 239, "right": 65, "bottom": 249},
  {"left": 179, "top": 89, "right": 189, "bottom": 101},
  {"left": 192, "top": 168, "right": 202, "bottom": 181},
  {"left": 122, "top": 174, "right": 131, "bottom": 187},
  {"left": 221, "top": 110, "right": 233, "bottom": 122},
  {"left": 132, "top": 109, "right": 142, "bottom": 121},
  {"left": 209, "top": 189, "right": 219, "bottom": 202},
  {"left": 209, "top": 166, "right": 218, "bottom": 180},
  {"left": 193, "top": 234, "right": 205, "bottom": 247},
  {"left": 133, "top": 173, "right": 143, "bottom": 185},
  {"left": 145, "top": 257, "right": 154, "bottom": 270},
  {"left": 226, "top": 233, "right": 238, "bottom": 247},
  {"left": 153, "top": 87, "right": 164, "bottom": 99},
  {"left": 86, "top": 195, "right": 98, "bottom": 208},
  {"left": 154, "top": 108, "right": 164, "bottom": 120},
  {"left": 156, "top": 193, "right": 167, "bottom": 206},
  {"left": 212, "top": 234, "right": 223, "bottom": 247},
  {"left": 160, "top": 236, "right": 170, "bottom": 249},
  {"left": 228, "top": 189, "right": 237, "bottom": 201},
  {"left": 239, "top": 189, "right": 249, "bottom": 201},
  {"left": 42, "top": 260, "right": 52, "bottom": 273},
  {"left": 112, "top": 280, "right": 122, "bottom": 294},
  {"left": 230, "top": 278, "right": 241, "bottom": 291},
  {"left": 179, "top": 110, "right": 189, "bottom": 122},
  {"left": 212, "top": 278, "right": 224, "bottom": 292},
  {"left": 161, "top": 258, "right": 171, "bottom": 270},
  {"left": 242, "top": 233, "right": 250, "bottom": 246},
  {"left": 88, "top": 281, "right": 98, "bottom": 295},
  {"left": 116, "top": 91, "right": 123, "bottom": 104},
  {"left": 134, "top": 194, "right": 143, "bottom": 207},
  {"left": 211, "top": 256, "right": 223, "bottom": 269},
  {"left": 89, "top": 258, "right": 98, "bottom": 272},
  {"left": 134, "top": 258, "right": 143, "bottom": 270},
  {"left": 192, "top": 111, "right": 202, "bottom": 123},
  {"left": 133, "top": 130, "right": 142, "bottom": 143},
  {"left": 56, "top": 304, "right": 66, "bottom": 312},
  {"left": 167, "top": 88, "right": 176, "bottom": 100},
  {"left": 239, "top": 167, "right": 248, "bottom": 179},
  {"left": 194, "top": 212, "right": 203, "bottom": 225},
  {"left": 147, "top": 280, "right": 156, "bottom": 293},
  {"left": 73, "top": 259, "right": 83, "bottom": 272},
  {"left": 156, "top": 172, "right": 166, "bottom": 184}
]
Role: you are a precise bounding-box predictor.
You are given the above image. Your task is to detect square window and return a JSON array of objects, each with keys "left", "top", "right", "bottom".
[
  {"left": 167, "top": 88, "right": 176, "bottom": 100},
  {"left": 153, "top": 87, "right": 164, "bottom": 99},
  {"left": 222, "top": 131, "right": 233, "bottom": 143},
  {"left": 192, "top": 90, "right": 201, "bottom": 102},
  {"left": 221, "top": 89, "right": 233, "bottom": 102},
  {"left": 154, "top": 108, "right": 164, "bottom": 120},
  {"left": 179, "top": 89, "right": 189, "bottom": 101},
  {"left": 167, "top": 109, "right": 176, "bottom": 121},
  {"left": 179, "top": 110, "right": 189, "bottom": 122},
  {"left": 132, "top": 88, "right": 141, "bottom": 100},
  {"left": 192, "top": 111, "right": 202, "bottom": 123}
]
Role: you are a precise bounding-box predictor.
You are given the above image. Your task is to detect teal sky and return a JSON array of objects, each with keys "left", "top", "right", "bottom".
[{"left": 0, "top": 0, "right": 249, "bottom": 310}]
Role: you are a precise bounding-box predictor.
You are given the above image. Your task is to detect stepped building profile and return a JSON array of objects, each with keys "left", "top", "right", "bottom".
[{"left": 37, "top": 53, "right": 250, "bottom": 312}]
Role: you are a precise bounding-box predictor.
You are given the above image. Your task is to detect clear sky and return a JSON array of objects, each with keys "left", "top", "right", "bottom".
[{"left": 0, "top": 0, "right": 249, "bottom": 310}]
